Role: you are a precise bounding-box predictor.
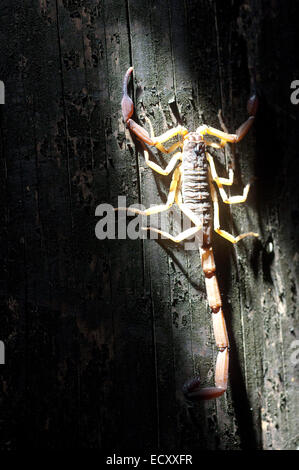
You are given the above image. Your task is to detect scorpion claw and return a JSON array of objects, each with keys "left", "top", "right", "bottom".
[
  {"left": 121, "top": 66, "right": 155, "bottom": 146},
  {"left": 247, "top": 94, "right": 259, "bottom": 117},
  {"left": 121, "top": 66, "right": 134, "bottom": 123},
  {"left": 121, "top": 94, "right": 134, "bottom": 123}
]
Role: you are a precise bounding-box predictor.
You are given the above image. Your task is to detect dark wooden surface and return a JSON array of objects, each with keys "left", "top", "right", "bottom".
[{"left": 0, "top": 0, "right": 298, "bottom": 450}]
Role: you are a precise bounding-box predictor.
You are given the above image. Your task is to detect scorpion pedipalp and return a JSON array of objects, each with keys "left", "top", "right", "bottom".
[
  {"left": 121, "top": 66, "right": 188, "bottom": 151},
  {"left": 121, "top": 66, "right": 134, "bottom": 122},
  {"left": 121, "top": 66, "right": 156, "bottom": 146},
  {"left": 247, "top": 94, "right": 259, "bottom": 116}
]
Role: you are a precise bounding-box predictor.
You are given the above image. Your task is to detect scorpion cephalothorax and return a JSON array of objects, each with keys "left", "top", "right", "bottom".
[{"left": 118, "top": 66, "right": 258, "bottom": 400}]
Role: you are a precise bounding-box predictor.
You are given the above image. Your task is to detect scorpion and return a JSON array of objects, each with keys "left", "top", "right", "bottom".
[{"left": 119, "top": 66, "right": 258, "bottom": 400}]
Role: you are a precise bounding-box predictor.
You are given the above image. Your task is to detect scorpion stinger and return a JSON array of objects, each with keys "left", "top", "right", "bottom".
[{"left": 118, "top": 66, "right": 259, "bottom": 401}]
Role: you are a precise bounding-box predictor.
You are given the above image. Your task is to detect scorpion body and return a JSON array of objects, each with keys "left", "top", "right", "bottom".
[
  {"left": 119, "top": 66, "right": 258, "bottom": 401},
  {"left": 181, "top": 135, "right": 212, "bottom": 247},
  {"left": 181, "top": 135, "right": 229, "bottom": 400}
]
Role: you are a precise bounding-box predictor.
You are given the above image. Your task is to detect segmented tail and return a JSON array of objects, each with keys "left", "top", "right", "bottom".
[{"left": 184, "top": 246, "right": 229, "bottom": 401}]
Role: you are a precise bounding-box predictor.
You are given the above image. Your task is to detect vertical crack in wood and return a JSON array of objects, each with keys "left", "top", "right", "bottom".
[{"left": 54, "top": 0, "right": 74, "bottom": 237}]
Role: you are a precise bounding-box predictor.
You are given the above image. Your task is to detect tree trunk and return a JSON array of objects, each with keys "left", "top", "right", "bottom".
[{"left": 0, "top": 0, "right": 298, "bottom": 451}]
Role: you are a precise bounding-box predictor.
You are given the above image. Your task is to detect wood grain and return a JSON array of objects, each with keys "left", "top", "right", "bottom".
[{"left": 0, "top": 0, "right": 298, "bottom": 450}]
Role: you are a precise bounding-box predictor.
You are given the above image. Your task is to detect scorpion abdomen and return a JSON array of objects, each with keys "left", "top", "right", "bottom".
[{"left": 182, "top": 135, "right": 212, "bottom": 247}]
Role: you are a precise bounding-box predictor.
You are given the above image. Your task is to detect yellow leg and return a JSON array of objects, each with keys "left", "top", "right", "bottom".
[
  {"left": 217, "top": 182, "right": 250, "bottom": 205},
  {"left": 142, "top": 224, "right": 201, "bottom": 243},
  {"left": 144, "top": 150, "right": 182, "bottom": 175},
  {"left": 144, "top": 115, "right": 155, "bottom": 139},
  {"left": 203, "top": 140, "right": 223, "bottom": 150},
  {"left": 154, "top": 125, "right": 188, "bottom": 144},
  {"left": 210, "top": 172, "right": 259, "bottom": 244},
  {"left": 207, "top": 152, "right": 251, "bottom": 204},
  {"left": 143, "top": 115, "right": 187, "bottom": 154},
  {"left": 153, "top": 125, "right": 188, "bottom": 154},
  {"left": 206, "top": 153, "right": 234, "bottom": 186},
  {"left": 142, "top": 186, "right": 203, "bottom": 243},
  {"left": 156, "top": 140, "right": 183, "bottom": 154},
  {"left": 116, "top": 166, "right": 180, "bottom": 216}
]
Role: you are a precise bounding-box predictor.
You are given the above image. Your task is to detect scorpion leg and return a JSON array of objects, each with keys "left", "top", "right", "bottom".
[
  {"left": 116, "top": 166, "right": 180, "bottom": 216},
  {"left": 202, "top": 140, "right": 223, "bottom": 150},
  {"left": 152, "top": 126, "right": 188, "bottom": 154},
  {"left": 122, "top": 67, "right": 188, "bottom": 152},
  {"left": 144, "top": 114, "right": 186, "bottom": 154},
  {"left": 144, "top": 150, "right": 182, "bottom": 175},
  {"left": 210, "top": 172, "right": 259, "bottom": 243},
  {"left": 217, "top": 183, "right": 250, "bottom": 205},
  {"left": 144, "top": 206, "right": 203, "bottom": 243},
  {"left": 206, "top": 152, "right": 234, "bottom": 186},
  {"left": 142, "top": 225, "right": 201, "bottom": 243},
  {"left": 207, "top": 152, "right": 251, "bottom": 204},
  {"left": 142, "top": 175, "right": 203, "bottom": 242}
]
